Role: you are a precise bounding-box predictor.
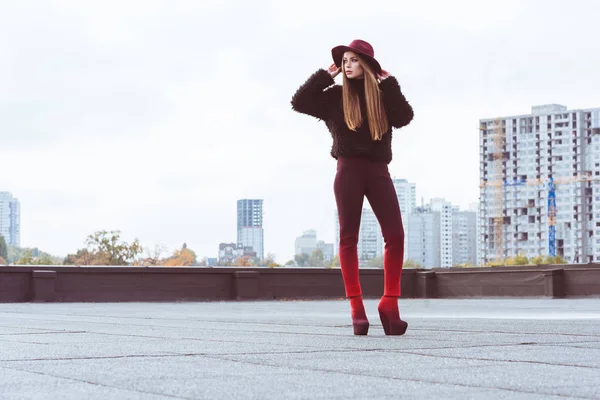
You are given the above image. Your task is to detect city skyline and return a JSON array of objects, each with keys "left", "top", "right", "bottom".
[
  {"left": 3, "top": 186, "right": 466, "bottom": 264},
  {"left": 2, "top": 1, "right": 599, "bottom": 263}
]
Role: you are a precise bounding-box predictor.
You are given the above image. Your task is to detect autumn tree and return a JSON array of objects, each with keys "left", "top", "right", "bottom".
[
  {"left": 233, "top": 255, "right": 252, "bottom": 266},
  {"left": 0, "top": 256, "right": 7, "bottom": 265},
  {"left": 164, "top": 246, "right": 197, "bottom": 266},
  {"left": 64, "top": 249, "right": 94, "bottom": 265}
]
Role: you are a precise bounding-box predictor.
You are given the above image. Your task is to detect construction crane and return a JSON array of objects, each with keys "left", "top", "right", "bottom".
[
  {"left": 481, "top": 173, "right": 600, "bottom": 259},
  {"left": 548, "top": 178, "right": 557, "bottom": 256}
]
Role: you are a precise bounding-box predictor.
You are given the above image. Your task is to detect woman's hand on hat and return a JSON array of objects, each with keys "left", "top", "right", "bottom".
[
  {"left": 327, "top": 63, "right": 341, "bottom": 78},
  {"left": 377, "top": 69, "right": 390, "bottom": 81}
]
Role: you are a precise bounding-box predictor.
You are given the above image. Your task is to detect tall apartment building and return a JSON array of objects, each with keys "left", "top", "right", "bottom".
[
  {"left": 335, "top": 209, "right": 384, "bottom": 265},
  {"left": 392, "top": 178, "right": 416, "bottom": 215},
  {"left": 430, "top": 198, "right": 454, "bottom": 268},
  {"left": 393, "top": 178, "right": 416, "bottom": 256},
  {"left": 237, "top": 199, "right": 264, "bottom": 260},
  {"left": 480, "top": 105, "right": 600, "bottom": 264},
  {"left": 469, "top": 202, "right": 482, "bottom": 266},
  {"left": 406, "top": 200, "right": 477, "bottom": 268},
  {"left": 0, "top": 192, "right": 20, "bottom": 247},
  {"left": 406, "top": 206, "right": 441, "bottom": 268},
  {"left": 453, "top": 209, "right": 478, "bottom": 266}
]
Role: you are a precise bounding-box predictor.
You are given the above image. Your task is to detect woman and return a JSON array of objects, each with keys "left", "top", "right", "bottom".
[{"left": 291, "top": 39, "right": 414, "bottom": 336}]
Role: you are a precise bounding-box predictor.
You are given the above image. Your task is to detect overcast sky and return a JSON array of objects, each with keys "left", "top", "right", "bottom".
[{"left": 2, "top": 0, "right": 599, "bottom": 262}]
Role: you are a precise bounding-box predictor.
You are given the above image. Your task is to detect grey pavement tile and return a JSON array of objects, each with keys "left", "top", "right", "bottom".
[
  {"left": 408, "top": 343, "right": 600, "bottom": 367},
  {"left": 0, "top": 340, "right": 181, "bottom": 362},
  {"left": 411, "top": 318, "right": 600, "bottom": 337},
  {"left": 0, "top": 326, "right": 66, "bottom": 336},
  {"left": 0, "top": 337, "right": 321, "bottom": 362},
  {"left": 214, "top": 350, "right": 600, "bottom": 399},
  {"left": 0, "top": 356, "right": 570, "bottom": 400},
  {"left": 444, "top": 364, "right": 600, "bottom": 399},
  {"left": 543, "top": 341, "right": 600, "bottom": 349},
  {"left": 0, "top": 366, "right": 171, "bottom": 400}
]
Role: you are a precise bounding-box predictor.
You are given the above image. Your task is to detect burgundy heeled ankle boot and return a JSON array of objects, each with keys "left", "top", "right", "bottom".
[
  {"left": 349, "top": 295, "right": 369, "bottom": 335},
  {"left": 378, "top": 296, "right": 408, "bottom": 336}
]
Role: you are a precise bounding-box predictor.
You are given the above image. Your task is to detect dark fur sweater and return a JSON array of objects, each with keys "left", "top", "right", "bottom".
[{"left": 290, "top": 69, "right": 414, "bottom": 164}]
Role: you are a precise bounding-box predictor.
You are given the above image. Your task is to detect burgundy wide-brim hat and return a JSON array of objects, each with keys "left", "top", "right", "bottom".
[{"left": 331, "top": 39, "right": 382, "bottom": 74}]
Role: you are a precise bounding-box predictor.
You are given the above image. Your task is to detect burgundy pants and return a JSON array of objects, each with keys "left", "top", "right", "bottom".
[{"left": 334, "top": 156, "right": 405, "bottom": 298}]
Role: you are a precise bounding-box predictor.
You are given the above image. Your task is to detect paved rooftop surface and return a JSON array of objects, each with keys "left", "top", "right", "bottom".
[{"left": 1, "top": 298, "right": 599, "bottom": 399}]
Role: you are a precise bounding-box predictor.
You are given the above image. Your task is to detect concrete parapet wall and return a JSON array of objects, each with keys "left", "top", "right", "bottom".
[{"left": 1, "top": 264, "right": 599, "bottom": 302}]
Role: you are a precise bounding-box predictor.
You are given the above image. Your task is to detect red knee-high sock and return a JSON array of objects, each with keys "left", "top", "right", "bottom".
[{"left": 382, "top": 239, "right": 404, "bottom": 297}]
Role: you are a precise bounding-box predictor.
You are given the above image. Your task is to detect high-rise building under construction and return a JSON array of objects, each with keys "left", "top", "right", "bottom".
[{"left": 479, "top": 104, "right": 600, "bottom": 264}]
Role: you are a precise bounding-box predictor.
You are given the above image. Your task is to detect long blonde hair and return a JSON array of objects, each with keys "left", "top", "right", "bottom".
[{"left": 342, "top": 56, "right": 389, "bottom": 141}]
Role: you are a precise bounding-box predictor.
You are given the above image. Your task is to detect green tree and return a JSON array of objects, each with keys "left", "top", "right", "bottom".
[
  {"left": 294, "top": 253, "right": 309, "bottom": 267},
  {"left": 328, "top": 255, "right": 340, "bottom": 269},
  {"left": 367, "top": 256, "right": 384, "bottom": 268},
  {"left": 403, "top": 259, "right": 423, "bottom": 269},
  {"left": 545, "top": 255, "right": 566, "bottom": 264},
  {"left": 505, "top": 252, "right": 529, "bottom": 266},
  {"left": 0, "top": 235, "right": 7, "bottom": 261},
  {"left": 15, "top": 250, "right": 34, "bottom": 265},
  {"left": 13, "top": 249, "right": 60, "bottom": 265},
  {"left": 531, "top": 255, "right": 566, "bottom": 265},
  {"left": 84, "top": 230, "right": 143, "bottom": 265},
  {"left": 259, "top": 253, "right": 280, "bottom": 267},
  {"left": 454, "top": 262, "right": 476, "bottom": 268},
  {"left": 308, "top": 248, "right": 325, "bottom": 267},
  {"left": 285, "top": 260, "right": 295, "bottom": 266}
]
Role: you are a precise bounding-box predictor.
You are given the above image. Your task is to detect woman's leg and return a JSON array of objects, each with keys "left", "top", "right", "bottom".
[
  {"left": 334, "top": 158, "right": 366, "bottom": 298},
  {"left": 334, "top": 158, "right": 369, "bottom": 335},
  {"left": 365, "top": 163, "right": 408, "bottom": 335},
  {"left": 365, "top": 166, "right": 405, "bottom": 297}
]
